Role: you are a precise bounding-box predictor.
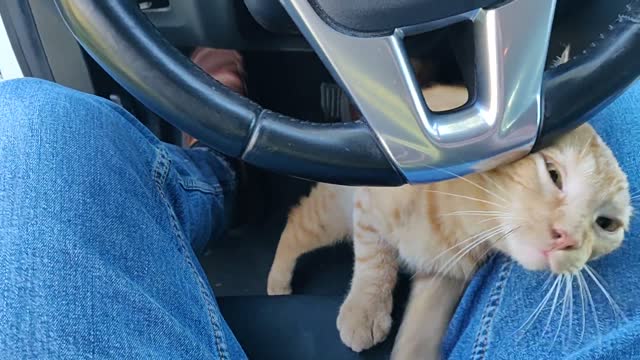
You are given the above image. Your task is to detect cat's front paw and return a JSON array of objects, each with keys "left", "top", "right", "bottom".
[
  {"left": 266, "top": 269, "right": 292, "bottom": 295},
  {"left": 337, "top": 294, "right": 392, "bottom": 352}
]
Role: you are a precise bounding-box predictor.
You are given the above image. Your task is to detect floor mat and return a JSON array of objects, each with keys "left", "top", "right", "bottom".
[{"left": 199, "top": 175, "right": 411, "bottom": 358}]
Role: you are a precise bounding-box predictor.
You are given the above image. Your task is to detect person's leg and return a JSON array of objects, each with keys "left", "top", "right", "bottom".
[
  {"left": 0, "top": 78, "right": 245, "bottom": 359},
  {"left": 443, "top": 82, "right": 640, "bottom": 359}
]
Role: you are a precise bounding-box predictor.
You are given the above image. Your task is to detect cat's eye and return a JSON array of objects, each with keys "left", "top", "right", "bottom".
[
  {"left": 596, "top": 216, "right": 621, "bottom": 232},
  {"left": 545, "top": 162, "right": 562, "bottom": 190}
]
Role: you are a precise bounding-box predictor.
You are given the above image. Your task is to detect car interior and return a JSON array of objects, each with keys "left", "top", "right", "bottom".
[{"left": 1, "top": 0, "right": 639, "bottom": 358}]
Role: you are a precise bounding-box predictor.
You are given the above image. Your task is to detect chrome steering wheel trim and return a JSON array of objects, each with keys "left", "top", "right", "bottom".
[{"left": 280, "top": 0, "right": 557, "bottom": 183}]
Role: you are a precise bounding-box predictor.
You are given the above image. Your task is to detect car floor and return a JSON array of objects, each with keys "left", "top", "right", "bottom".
[
  {"left": 193, "top": 50, "right": 418, "bottom": 359},
  {"left": 199, "top": 174, "right": 411, "bottom": 359}
]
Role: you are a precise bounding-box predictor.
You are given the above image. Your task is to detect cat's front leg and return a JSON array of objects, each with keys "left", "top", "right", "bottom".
[
  {"left": 337, "top": 216, "right": 398, "bottom": 352},
  {"left": 391, "top": 274, "right": 465, "bottom": 360},
  {"left": 267, "top": 184, "right": 350, "bottom": 295}
]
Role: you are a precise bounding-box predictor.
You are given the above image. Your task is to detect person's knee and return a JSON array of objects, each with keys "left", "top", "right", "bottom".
[
  {"left": 1, "top": 78, "right": 87, "bottom": 133},
  {"left": 1, "top": 77, "right": 144, "bottom": 138},
  {"left": 0, "top": 78, "right": 158, "bottom": 168}
]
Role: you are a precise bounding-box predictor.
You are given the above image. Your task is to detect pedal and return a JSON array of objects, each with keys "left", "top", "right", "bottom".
[{"left": 320, "top": 83, "right": 352, "bottom": 122}]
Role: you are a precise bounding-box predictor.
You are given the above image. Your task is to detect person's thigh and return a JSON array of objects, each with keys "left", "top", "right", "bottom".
[
  {"left": 443, "top": 82, "right": 640, "bottom": 359},
  {"left": 0, "top": 78, "right": 244, "bottom": 359}
]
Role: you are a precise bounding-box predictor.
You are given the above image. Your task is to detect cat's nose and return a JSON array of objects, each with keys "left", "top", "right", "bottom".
[{"left": 551, "top": 227, "right": 578, "bottom": 250}]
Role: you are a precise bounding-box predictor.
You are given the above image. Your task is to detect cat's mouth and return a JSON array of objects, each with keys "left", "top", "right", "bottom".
[
  {"left": 503, "top": 239, "right": 586, "bottom": 274},
  {"left": 545, "top": 250, "right": 588, "bottom": 274},
  {"left": 501, "top": 230, "right": 592, "bottom": 274},
  {"left": 505, "top": 242, "right": 549, "bottom": 271},
  {"left": 512, "top": 247, "right": 585, "bottom": 274},
  {"left": 535, "top": 239, "right": 594, "bottom": 275}
]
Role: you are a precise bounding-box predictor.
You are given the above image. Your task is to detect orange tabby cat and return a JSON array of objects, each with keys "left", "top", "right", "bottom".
[{"left": 267, "top": 85, "right": 631, "bottom": 359}]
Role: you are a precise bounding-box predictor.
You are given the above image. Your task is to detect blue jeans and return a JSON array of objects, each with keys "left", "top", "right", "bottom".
[
  {"left": 0, "top": 77, "right": 639, "bottom": 359},
  {"left": 0, "top": 78, "right": 244, "bottom": 359},
  {"left": 444, "top": 83, "right": 640, "bottom": 359}
]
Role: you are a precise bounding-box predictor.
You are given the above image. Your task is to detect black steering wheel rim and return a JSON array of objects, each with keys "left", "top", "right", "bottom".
[{"left": 54, "top": 0, "right": 640, "bottom": 186}]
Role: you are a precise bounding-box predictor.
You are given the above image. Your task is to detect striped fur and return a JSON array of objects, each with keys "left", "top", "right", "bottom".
[{"left": 267, "top": 85, "right": 631, "bottom": 359}]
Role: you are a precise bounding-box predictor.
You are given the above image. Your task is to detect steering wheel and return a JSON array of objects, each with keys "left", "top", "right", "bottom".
[{"left": 54, "top": 0, "right": 640, "bottom": 186}]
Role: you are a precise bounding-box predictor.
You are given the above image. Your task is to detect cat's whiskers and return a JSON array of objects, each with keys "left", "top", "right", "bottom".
[
  {"left": 437, "top": 224, "right": 516, "bottom": 278},
  {"left": 629, "top": 188, "right": 640, "bottom": 204},
  {"left": 579, "top": 134, "right": 596, "bottom": 159},
  {"left": 577, "top": 270, "right": 587, "bottom": 344},
  {"left": 438, "top": 233, "right": 499, "bottom": 279},
  {"left": 479, "top": 172, "right": 511, "bottom": 199},
  {"left": 584, "top": 265, "right": 626, "bottom": 322},
  {"left": 517, "top": 275, "right": 562, "bottom": 336},
  {"left": 427, "top": 223, "right": 509, "bottom": 266},
  {"left": 476, "top": 216, "right": 524, "bottom": 225},
  {"left": 543, "top": 274, "right": 564, "bottom": 336},
  {"left": 426, "top": 222, "right": 520, "bottom": 283},
  {"left": 467, "top": 227, "right": 519, "bottom": 282},
  {"left": 519, "top": 272, "right": 582, "bottom": 346},
  {"left": 439, "top": 210, "right": 518, "bottom": 218},
  {"left": 552, "top": 274, "right": 572, "bottom": 346},
  {"left": 443, "top": 225, "right": 509, "bottom": 265},
  {"left": 425, "top": 231, "right": 499, "bottom": 280},
  {"left": 440, "top": 210, "right": 509, "bottom": 216},
  {"left": 579, "top": 272, "right": 601, "bottom": 341},
  {"left": 629, "top": 193, "right": 640, "bottom": 207},
  {"left": 542, "top": 273, "right": 555, "bottom": 291},
  {"left": 430, "top": 205, "right": 528, "bottom": 280},
  {"left": 439, "top": 210, "right": 529, "bottom": 229},
  {"left": 421, "top": 165, "right": 510, "bottom": 205},
  {"left": 422, "top": 189, "right": 507, "bottom": 209},
  {"left": 520, "top": 268, "right": 620, "bottom": 346},
  {"left": 568, "top": 274, "right": 574, "bottom": 347},
  {"left": 451, "top": 175, "right": 510, "bottom": 205}
]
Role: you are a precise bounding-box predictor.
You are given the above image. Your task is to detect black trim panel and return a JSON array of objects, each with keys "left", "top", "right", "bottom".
[
  {"left": 218, "top": 295, "right": 402, "bottom": 359},
  {"left": 244, "top": 0, "right": 298, "bottom": 34},
  {"left": 0, "top": 0, "right": 52, "bottom": 79},
  {"left": 28, "top": 0, "right": 94, "bottom": 93},
  {"left": 308, "top": 0, "right": 500, "bottom": 35},
  {"left": 535, "top": 0, "right": 640, "bottom": 150}
]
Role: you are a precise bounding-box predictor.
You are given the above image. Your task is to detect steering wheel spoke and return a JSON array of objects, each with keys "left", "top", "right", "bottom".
[{"left": 281, "top": 0, "right": 556, "bottom": 183}]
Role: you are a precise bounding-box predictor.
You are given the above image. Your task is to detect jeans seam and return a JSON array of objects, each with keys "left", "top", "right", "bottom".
[
  {"left": 470, "top": 258, "right": 513, "bottom": 360},
  {"left": 178, "top": 177, "right": 223, "bottom": 195},
  {"left": 90, "top": 96, "right": 163, "bottom": 149},
  {"left": 152, "top": 147, "right": 229, "bottom": 360},
  {"left": 191, "top": 147, "right": 236, "bottom": 183}
]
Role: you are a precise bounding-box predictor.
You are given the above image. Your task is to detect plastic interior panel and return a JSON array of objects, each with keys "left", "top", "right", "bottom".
[{"left": 309, "top": 0, "right": 500, "bottom": 35}]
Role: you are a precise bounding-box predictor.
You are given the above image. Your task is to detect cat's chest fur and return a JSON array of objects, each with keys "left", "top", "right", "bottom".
[{"left": 351, "top": 186, "right": 491, "bottom": 278}]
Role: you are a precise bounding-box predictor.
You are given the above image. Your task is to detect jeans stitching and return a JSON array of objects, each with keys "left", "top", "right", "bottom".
[
  {"left": 178, "top": 178, "right": 223, "bottom": 194},
  {"left": 152, "top": 147, "right": 229, "bottom": 360},
  {"left": 192, "top": 147, "right": 236, "bottom": 182},
  {"left": 470, "top": 258, "right": 513, "bottom": 360}
]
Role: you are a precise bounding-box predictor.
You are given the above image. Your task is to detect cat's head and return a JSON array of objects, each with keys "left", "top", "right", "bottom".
[{"left": 492, "top": 124, "right": 632, "bottom": 274}]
